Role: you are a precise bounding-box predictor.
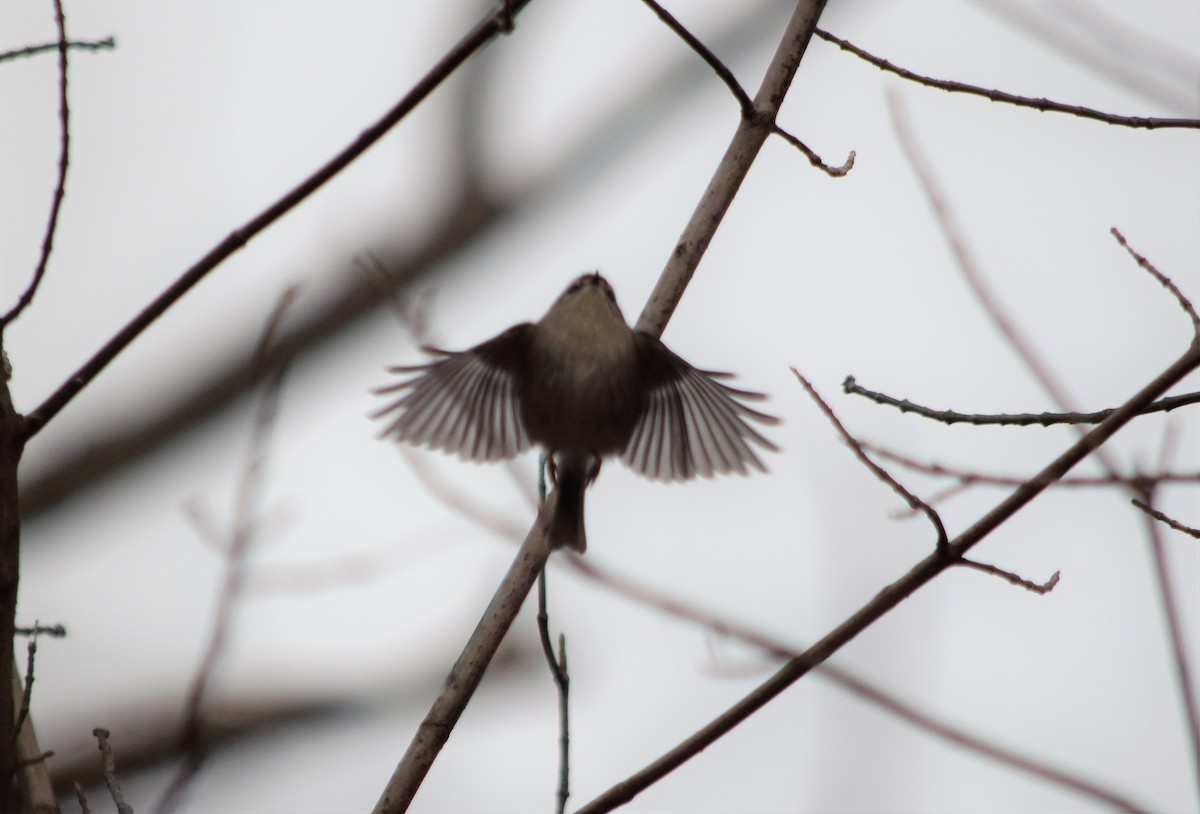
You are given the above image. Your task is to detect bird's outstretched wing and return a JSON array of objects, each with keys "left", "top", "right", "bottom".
[
  {"left": 373, "top": 324, "right": 535, "bottom": 461},
  {"left": 622, "top": 333, "right": 779, "bottom": 482}
]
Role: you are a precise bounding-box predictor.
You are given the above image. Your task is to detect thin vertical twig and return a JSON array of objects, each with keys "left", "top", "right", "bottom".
[
  {"left": 537, "top": 572, "right": 570, "bottom": 814},
  {"left": 1136, "top": 489, "right": 1200, "bottom": 802},
  {"left": 2, "top": 0, "right": 71, "bottom": 326},
  {"left": 93, "top": 728, "right": 133, "bottom": 814},
  {"left": 157, "top": 288, "right": 299, "bottom": 813}
]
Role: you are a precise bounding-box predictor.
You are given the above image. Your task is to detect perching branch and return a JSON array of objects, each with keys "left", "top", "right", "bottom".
[{"left": 370, "top": 507, "right": 555, "bottom": 813}]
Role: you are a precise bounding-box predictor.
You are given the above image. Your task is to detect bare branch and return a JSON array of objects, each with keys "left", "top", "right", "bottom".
[
  {"left": 92, "top": 728, "right": 133, "bottom": 814},
  {"left": 958, "top": 558, "right": 1061, "bottom": 594},
  {"left": 640, "top": 0, "right": 754, "bottom": 117},
  {"left": 3, "top": 0, "right": 71, "bottom": 325},
  {"left": 158, "top": 288, "right": 298, "bottom": 813},
  {"left": 815, "top": 28, "right": 1200, "bottom": 130},
  {"left": 536, "top": 572, "right": 570, "bottom": 814},
  {"left": 843, "top": 375, "right": 1200, "bottom": 426},
  {"left": 1111, "top": 228, "right": 1200, "bottom": 336},
  {"left": 371, "top": 507, "right": 555, "bottom": 813},
  {"left": 12, "top": 650, "right": 56, "bottom": 814},
  {"left": 0, "top": 36, "right": 114, "bottom": 64},
  {"left": 1134, "top": 490, "right": 1200, "bottom": 798},
  {"left": 792, "top": 368, "right": 948, "bottom": 549},
  {"left": 1132, "top": 499, "right": 1200, "bottom": 539}
]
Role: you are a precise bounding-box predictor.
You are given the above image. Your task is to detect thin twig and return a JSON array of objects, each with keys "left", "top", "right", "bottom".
[
  {"left": 12, "top": 651, "right": 56, "bottom": 813},
  {"left": 74, "top": 781, "right": 91, "bottom": 814},
  {"left": 157, "top": 288, "right": 299, "bottom": 814},
  {"left": 858, "top": 438, "right": 1197, "bottom": 490},
  {"left": 843, "top": 375, "right": 1200, "bottom": 426},
  {"left": 1135, "top": 490, "right": 1200, "bottom": 800},
  {"left": 792, "top": 368, "right": 948, "bottom": 549},
  {"left": 13, "top": 624, "right": 66, "bottom": 638},
  {"left": 1111, "top": 228, "right": 1200, "bottom": 334},
  {"left": 537, "top": 571, "right": 570, "bottom": 814},
  {"left": 93, "top": 728, "right": 133, "bottom": 814},
  {"left": 13, "top": 631, "right": 38, "bottom": 742},
  {"left": 958, "top": 558, "right": 1060, "bottom": 594},
  {"left": 889, "top": 90, "right": 1084, "bottom": 421},
  {"left": 3, "top": 0, "right": 71, "bottom": 326},
  {"left": 0, "top": 36, "right": 114, "bottom": 63},
  {"left": 20, "top": 0, "right": 535, "bottom": 440},
  {"left": 1132, "top": 499, "right": 1200, "bottom": 539},
  {"left": 640, "top": 0, "right": 753, "bottom": 117},
  {"left": 815, "top": 28, "right": 1200, "bottom": 130}
]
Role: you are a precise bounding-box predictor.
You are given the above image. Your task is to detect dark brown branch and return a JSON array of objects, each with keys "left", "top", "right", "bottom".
[
  {"left": 20, "top": 0, "right": 534, "bottom": 440},
  {"left": 1132, "top": 499, "right": 1200, "bottom": 539},
  {"left": 578, "top": 344, "right": 1200, "bottom": 812},
  {"left": 815, "top": 28, "right": 1200, "bottom": 130},
  {"left": 0, "top": 36, "right": 114, "bottom": 63},
  {"left": 843, "top": 375, "right": 1200, "bottom": 426},
  {"left": 2, "top": 1, "right": 72, "bottom": 326},
  {"left": 640, "top": 0, "right": 754, "bottom": 117}
]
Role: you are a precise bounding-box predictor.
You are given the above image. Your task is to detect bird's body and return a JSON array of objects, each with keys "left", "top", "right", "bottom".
[{"left": 375, "top": 273, "right": 777, "bottom": 551}]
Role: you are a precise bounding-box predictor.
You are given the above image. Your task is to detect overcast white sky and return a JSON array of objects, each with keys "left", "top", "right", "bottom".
[{"left": 2, "top": 1, "right": 1198, "bottom": 812}]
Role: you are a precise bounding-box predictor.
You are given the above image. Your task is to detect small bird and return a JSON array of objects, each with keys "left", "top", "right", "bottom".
[{"left": 374, "top": 273, "right": 778, "bottom": 552}]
